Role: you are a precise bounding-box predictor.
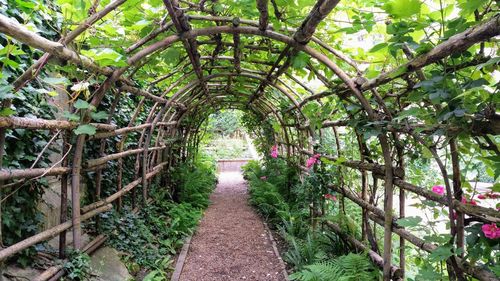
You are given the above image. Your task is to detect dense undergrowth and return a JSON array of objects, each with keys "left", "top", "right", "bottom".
[
  {"left": 91, "top": 155, "right": 217, "bottom": 280},
  {"left": 243, "top": 159, "right": 380, "bottom": 281}
]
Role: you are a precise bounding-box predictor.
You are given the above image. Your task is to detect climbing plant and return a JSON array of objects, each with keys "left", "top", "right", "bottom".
[{"left": 0, "top": 0, "right": 498, "bottom": 280}]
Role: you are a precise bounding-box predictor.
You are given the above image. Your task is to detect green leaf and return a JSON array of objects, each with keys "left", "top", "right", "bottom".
[
  {"left": 490, "top": 264, "right": 500, "bottom": 278},
  {"left": 369, "top": 43, "right": 388, "bottom": 53},
  {"left": 74, "top": 124, "right": 97, "bottom": 135},
  {"left": 477, "top": 57, "right": 500, "bottom": 70},
  {"left": 429, "top": 245, "right": 454, "bottom": 261},
  {"left": 396, "top": 216, "right": 422, "bottom": 228},
  {"left": 74, "top": 99, "right": 94, "bottom": 110},
  {"left": 90, "top": 111, "right": 108, "bottom": 121},
  {"left": 43, "top": 76, "right": 70, "bottom": 86},
  {"left": 0, "top": 108, "right": 15, "bottom": 117},
  {"left": 393, "top": 107, "right": 426, "bottom": 121},
  {"left": 493, "top": 183, "right": 500, "bottom": 193},
  {"left": 63, "top": 111, "right": 80, "bottom": 121},
  {"left": 388, "top": 65, "right": 408, "bottom": 79},
  {"left": 80, "top": 48, "right": 127, "bottom": 67},
  {"left": 291, "top": 52, "right": 310, "bottom": 70},
  {"left": 0, "top": 85, "right": 15, "bottom": 99},
  {"left": 164, "top": 47, "right": 181, "bottom": 64},
  {"left": 383, "top": 0, "right": 422, "bottom": 18}
]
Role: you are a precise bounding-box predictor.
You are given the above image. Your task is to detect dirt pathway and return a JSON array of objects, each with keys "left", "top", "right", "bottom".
[{"left": 179, "top": 172, "right": 286, "bottom": 281}]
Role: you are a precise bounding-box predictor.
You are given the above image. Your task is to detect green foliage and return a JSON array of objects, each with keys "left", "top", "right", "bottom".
[
  {"left": 283, "top": 233, "right": 328, "bottom": 270},
  {"left": 207, "top": 110, "right": 243, "bottom": 137},
  {"left": 98, "top": 155, "right": 216, "bottom": 272},
  {"left": 173, "top": 155, "right": 217, "bottom": 209},
  {"left": 142, "top": 257, "right": 173, "bottom": 281},
  {"left": 63, "top": 250, "right": 92, "bottom": 281},
  {"left": 289, "top": 253, "right": 379, "bottom": 281},
  {"left": 203, "top": 138, "right": 253, "bottom": 160},
  {"left": 74, "top": 124, "right": 97, "bottom": 135},
  {"left": 2, "top": 0, "right": 499, "bottom": 279}
]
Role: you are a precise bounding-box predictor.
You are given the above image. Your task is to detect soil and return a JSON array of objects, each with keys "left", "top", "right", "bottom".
[{"left": 179, "top": 172, "right": 287, "bottom": 281}]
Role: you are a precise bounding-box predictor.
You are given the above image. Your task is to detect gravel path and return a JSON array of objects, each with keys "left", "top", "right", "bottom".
[{"left": 179, "top": 172, "right": 286, "bottom": 281}]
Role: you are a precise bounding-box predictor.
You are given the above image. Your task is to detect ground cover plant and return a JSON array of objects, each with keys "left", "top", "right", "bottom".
[{"left": 96, "top": 155, "right": 217, "bottom": 279}]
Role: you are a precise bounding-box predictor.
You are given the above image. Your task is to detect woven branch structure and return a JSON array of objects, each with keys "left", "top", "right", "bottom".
[{"left": 0, "top": 1, "right": 498, "bottom": 280}]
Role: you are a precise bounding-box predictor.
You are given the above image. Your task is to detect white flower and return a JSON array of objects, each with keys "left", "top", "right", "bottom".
[{"left": 71, "top": 82, "right": 90, "bottom": 92}]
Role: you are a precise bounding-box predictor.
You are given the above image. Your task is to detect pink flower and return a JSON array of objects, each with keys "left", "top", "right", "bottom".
[
  {"left": 270, "top": 145, "right": 278, "bottom": 158},
  {"left": 481, "top": 223, "right": 500, "bottom": 239},
  {"left": 486, "top": 192, "right": 499, "bottom": 199},
  {"left": 306, "top": 154, "right": 321, "bottom": 169},
  {"left": 461, "top": 197, "right": 477, "bottom": 206},
  {"left": 306, "top": 157, "right": 317, "bottom": 168},
  {"left": 324, "top": 194, "right": 337, "bottom": 201},
  {"left": 432, "top": 185, "right": 445, "bottom": 196},
  {"left": 260, "top": 176, "right": 267, "bottom": 180},
  {"left": 478, "top": 194, "right": 487, "bottom": 199}
]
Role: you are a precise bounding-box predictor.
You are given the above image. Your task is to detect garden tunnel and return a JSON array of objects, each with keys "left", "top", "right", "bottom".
[{"left": 0, "top": 0, "right": 499, "bottom": 280}]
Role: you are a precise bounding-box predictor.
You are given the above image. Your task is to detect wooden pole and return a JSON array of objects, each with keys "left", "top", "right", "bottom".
[{"left": 58, "top": 131, "right": 70, "bottom": 258}]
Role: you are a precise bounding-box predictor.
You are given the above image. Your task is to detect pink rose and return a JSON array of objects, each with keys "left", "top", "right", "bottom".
[
  {"left": 431, "top": 185, "right": 445, "bottom": 196},
  {"left": 461, "top": 197, "right": 477, "bottom": 206},
  {"left": 482, "top": 223, "right": 500, "bottom": 239},
  {"left": 306, "top": 154, "right": 321, "bottom": 169},
  {"left": 270, "top": 145, "right": 278, "bottom": 158}
]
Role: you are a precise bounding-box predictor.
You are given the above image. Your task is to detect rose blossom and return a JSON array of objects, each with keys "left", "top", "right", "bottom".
[
  {"left": 482, "top": 223, "right": 500, "bottom": 239},
  {"left": 431, "top": 185, "right": 445, "bottom": 196},
  {"left": 306, "top": 154, "right": 321, "bottom": 169},
  {"left": 461, "top": 197, "right": 477, "bottom": 206},
  {"left": 270, "top": 145, "right": 278, "bottom": 158}
]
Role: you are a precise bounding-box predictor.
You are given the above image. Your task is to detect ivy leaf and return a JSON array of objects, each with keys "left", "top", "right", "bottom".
[
  {"left": 90, "top": 111, "right": 108, "bottom": 121},
  {"left": 42, "top": 76, "right": 70, "bottom": 86},
  {"left": 396, "top": 216, "right": 422, "bottom": 228},
  {"left": 63, "top": 111, "right": 80, "bottom": 122},
  {"left": 74, "top": 124, "right": 97, "bottom": 135},
  {"left": 0, "top": 86, "right": 15, "bottom": 100},
  {"left": 74, "top": 99, "right": 94, "bottom": 110}
]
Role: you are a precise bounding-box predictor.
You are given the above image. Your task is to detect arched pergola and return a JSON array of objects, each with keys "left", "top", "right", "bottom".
[{"left": 0, "top": 1, "right": 498, "bottom": 280}]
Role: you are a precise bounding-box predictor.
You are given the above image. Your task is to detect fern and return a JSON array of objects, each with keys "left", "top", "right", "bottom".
[
  {"left": 289, "top": 253, "right": 380, "bottom": 281},
  {"left": 283, "top": 233, "right": 328, "bottom": 270}
]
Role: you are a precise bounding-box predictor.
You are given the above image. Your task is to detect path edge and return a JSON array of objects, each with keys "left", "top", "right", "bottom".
[
  {"left": 171, "top": 235, "right": 192, "bottom": 281},
  {"left": 263, "top": 221, "right": 289, "bottom": 280}
]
